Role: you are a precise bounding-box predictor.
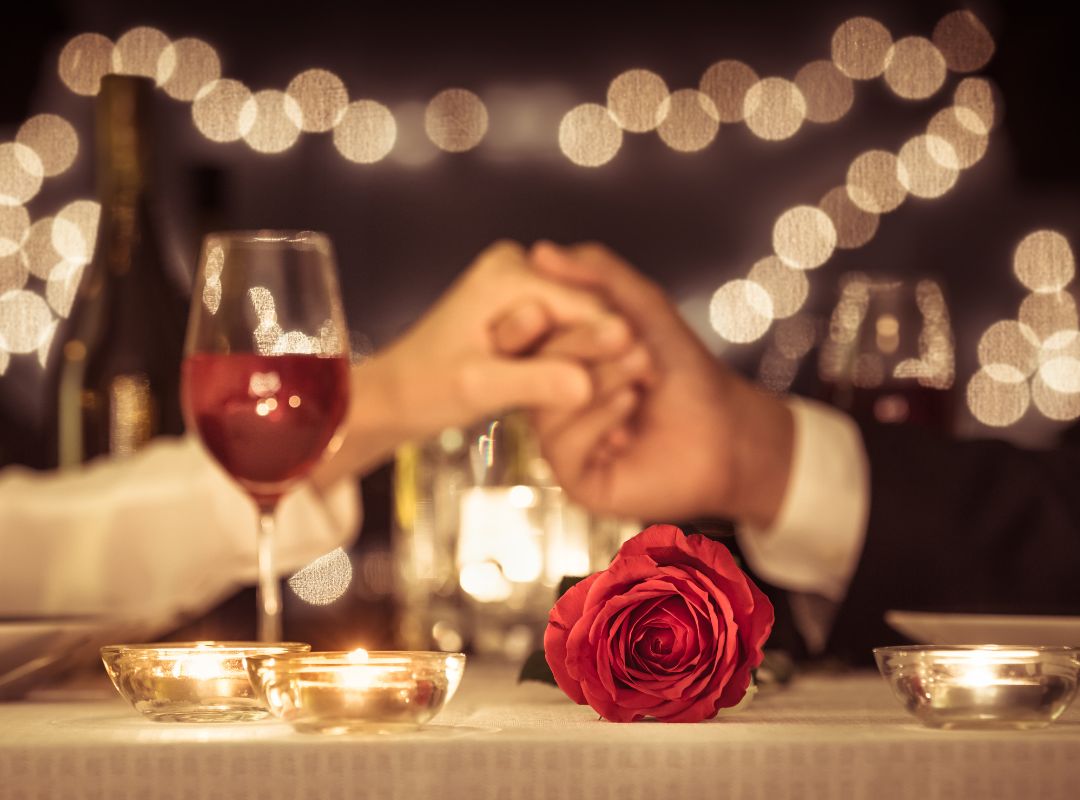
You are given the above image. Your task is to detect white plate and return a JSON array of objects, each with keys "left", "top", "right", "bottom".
[
  {"left": 885, "top": 610, "right": 1080, "bottom": 647},
  {"left": 0, "top": 618, "right": 101, "bottom": 699}
]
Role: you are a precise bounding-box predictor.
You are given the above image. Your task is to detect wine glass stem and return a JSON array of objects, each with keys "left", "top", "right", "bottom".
[{"left": 257, "top": 510, "right": 282, "bottom": 642}]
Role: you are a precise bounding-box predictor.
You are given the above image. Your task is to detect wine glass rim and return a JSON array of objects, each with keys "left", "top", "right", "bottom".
[{"left": 205, "top": 229, "right": 330, "bottom": 246}]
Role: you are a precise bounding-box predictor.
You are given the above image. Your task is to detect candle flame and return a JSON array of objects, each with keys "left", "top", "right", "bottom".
[{"left": 348, "top": 648, "right": 369, "bottom": 663}]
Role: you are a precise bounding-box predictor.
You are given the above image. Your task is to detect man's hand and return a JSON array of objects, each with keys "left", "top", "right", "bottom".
[
  {"left": 525, "top": 241, "right": 795, "bottom": 527},
  {"left": 312, "top": 240, "right": 639, "bottom": 486}
]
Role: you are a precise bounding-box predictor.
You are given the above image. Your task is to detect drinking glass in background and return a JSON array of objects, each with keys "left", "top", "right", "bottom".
[
  {"left": 182, "top": 231, "right": 351, "bottom": 642},
  {"left": 818, "top": 273, "right": 956, "bottom": 433}
]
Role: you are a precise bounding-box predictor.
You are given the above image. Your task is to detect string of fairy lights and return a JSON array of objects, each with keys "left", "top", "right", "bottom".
[{"left": 1, "top": 9, "right": 1078, "bottom": 436}]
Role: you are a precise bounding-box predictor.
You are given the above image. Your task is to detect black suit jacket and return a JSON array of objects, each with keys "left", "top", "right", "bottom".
[{"left": 820, "top": 420, "right": 1080, "bottom": 663}]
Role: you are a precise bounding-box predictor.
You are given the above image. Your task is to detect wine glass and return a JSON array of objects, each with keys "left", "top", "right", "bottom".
[
  {"left": 182, "top": 231, "right": 351, "bottom": 641},
  {"left": 817, "top": 273, "right": 956, "bottom": 433}
]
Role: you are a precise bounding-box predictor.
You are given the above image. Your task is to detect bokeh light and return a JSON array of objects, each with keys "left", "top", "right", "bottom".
[
  {"left": 425, "top": 88, "right": 488, "bottom": 153},
  {"left": 58, "top": 33, "right": 114, "bottom": 96},
  {"left": 743, "top": 78, "right": 806, "bottom": 141},
  {"left": 699, "top": 60, "right": 759, "bottom": 123},
  {"left": 1031, "top": 373, "right": 1080, "bottom": 422},
  {"left": 1039, "top": 355, "right": 1080, "bottom": 395},
  {"left": 709, "top": 279, "right": 774, "bottom": 343},
  {"left": 288, "top": 547, "right": 353, "bottom": 606},
  {"left": 606, "top": 69, "right": 669, "bottom": 133},
  {"left": 831, "top": 17, "right": 892, "bottom": 80},
  {"left": 932, "top": 10, "right": 995, "bottom": 73},
  {"left": 772, "top": 205, "right": 836, "bottom": 270},
  {"left": 386, "top": 101, "right": 439, "bottom": 167},
  {"left": 286, "top": 68, "right": 349, "bottom": 133},
  {"left": 0, "top": 204, "right": 30, "bottom": 258},
  {"left": 240, "top": 90, "right": 302, "bottom": 154},
  {"left": 977, "top": 320, "right": 1040, "bottom": 379},
  {"left": 656, "top": 90, "right": 719, "bottom": 152},
  {"left": 955, "top": 77, "right": 996, "bottom": 133},
  {"left": 157, "top": 38, "right": 221, "bottom": 102},
  {"left": 46, "top": 260, "right": 85, "bottom": 318},
  {"left": 1013, "top": 230, "right": 1075, "bottom": 293},
  {"left": 1019, "top": 291, "right": 1078, "bottom": 343},
  {"left": 332, "top": 100, "right": 397, "bottom": 164},
  {"left": 758, "top": 348, "right": 799, "bottom": 394},
  {"left": 192, "top": 79, "right": 255, "bottom": 143},
  {"left": 16, "top": 115, "right": 78, "bottom": 178},
  {"left": 0, "top": 290, "right": 54, "bottom": 354},
  {"left": 0, "top": 143, "right": 44, "bottom": 207},
  {"left": 747, "top": 255, "right": 808, "bottom": 318},
  {"left": 773, "top": 314, "right": 818, "bottom": 359},
  {"left": 819, "top": 185, "right": 879, "bottom": 249},
  {"left": 927, "top": 107, "right": 989, "bottom": 169},
  {"left": 967, "top": 366, "right": 1030, "bottom": 427},
  {"left": 112, "top": 27, "right": 171, "bottom": 79},
  {"left": 559, "top": 103, "right": 622, "bottom": 167},
  {"left": 0, "top": 252, "right": 28, "bottom": 295},
  {"left": 21, "top": 217, "right": 63, "bottom": 279},
  {"left": 883, "top": 37, "right": 947, "bottom": 100},
  {"left": 794, "top": 60, "right": 854, "bottom": 124},
  {"left": 54, "top": 200, "right": 101, "bottom": 266},
  {"left": 846, "top": 150, "right": 907, "bottom": 213},
  {"left": 896, "top": 134, "right": 959, "bottom": 198}
]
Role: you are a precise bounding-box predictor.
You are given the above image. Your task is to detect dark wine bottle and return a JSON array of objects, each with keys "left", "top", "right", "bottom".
[{"left": 57, "top": 75, "right": 187, "bottom": 467}]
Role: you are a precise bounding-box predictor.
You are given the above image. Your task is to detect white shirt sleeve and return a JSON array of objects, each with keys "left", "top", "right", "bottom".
[
  {"left": 737, "top": 396, "right": 869, "bottom": 603},
  {"left": 0, "top": 435, "right": 361, "bottom": 634}
]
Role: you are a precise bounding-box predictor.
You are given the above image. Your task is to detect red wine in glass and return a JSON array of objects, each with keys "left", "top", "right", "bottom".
[{"left": 182, "top": 353, "right": 350, "bottom": 507}]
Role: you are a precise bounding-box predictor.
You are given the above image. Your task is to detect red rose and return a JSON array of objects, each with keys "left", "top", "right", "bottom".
[{"left": 544, "top": 524, "right": 773, "bottom": 722}]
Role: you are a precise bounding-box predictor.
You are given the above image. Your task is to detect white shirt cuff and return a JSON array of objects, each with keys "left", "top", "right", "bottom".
[{"left": 737, "top": 396, "right": 869, "bottom": 603}]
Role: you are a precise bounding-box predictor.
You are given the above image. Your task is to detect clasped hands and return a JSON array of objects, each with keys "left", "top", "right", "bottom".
[{"left": 315, "top": 240, "right": 793, "bottom": 529}]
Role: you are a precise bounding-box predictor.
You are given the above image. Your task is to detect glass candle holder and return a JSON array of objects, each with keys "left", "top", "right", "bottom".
[
  {"left": 245, "top": 649, "right": 466, "bottom": 734},
  {"left": 874, "top": 645, "right": 1080, "bottom": 729},
  {"left": 101, "top": 641, "right": 310, "bottom": 722}
]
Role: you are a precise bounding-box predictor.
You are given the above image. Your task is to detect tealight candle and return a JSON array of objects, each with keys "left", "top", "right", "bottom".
[
  {"left": 874, "top": 645, "right": 1080, "bottom": 729},
  {"left": 246, "top": 649, "right": 466, "bottom": 734},
  {"left": 101, "top": 641, "right": 310, "bottom": 722}
]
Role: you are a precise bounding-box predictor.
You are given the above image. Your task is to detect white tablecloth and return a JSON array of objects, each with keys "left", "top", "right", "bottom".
[{"left": 2, "top": 663, "right": 1079, "bottom": 799}]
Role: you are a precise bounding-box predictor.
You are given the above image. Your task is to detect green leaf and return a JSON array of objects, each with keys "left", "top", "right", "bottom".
[{"left": 518, "top": 648, "right": 558, "bottom": 686}]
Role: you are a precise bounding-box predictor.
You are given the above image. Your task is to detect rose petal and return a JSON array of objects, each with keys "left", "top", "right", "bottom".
[{"left": 544, "top": 571, "right": 602, "bottom": 705}]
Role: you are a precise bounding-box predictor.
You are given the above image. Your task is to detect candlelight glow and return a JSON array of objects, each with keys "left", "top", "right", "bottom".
[
  {"left": 794, "top": 60, "right": 854, "bottom": 124},
  {"left": 112, "top": 27, "right": 171, "bottom": 79},
  {"left": 743, "top": 78, "right": 806, "bottom": 141},
  {"left": 16, "top": 115, "right": 78, "bottom": 178},
  {"left": 831, "top": 17, "right": 892, "bottom": 80},
  {"left": 286, "top": 68, "right": 349, "bottom": 133},
  {"left": 332, "top": 100, "right": 397, "bottom": 164},
  {"left": 883, "top": 37, "right": 947, "bottom": 100},
  {"left": 1013, "top": 231, "right": 1075, "bottom": 293},
  {"left": 288, "top": 546, "right": 353, "bottom": 606},
  {"left": 559, "top": 103, "right": 622, "bottom": 167},
  {"left": 896, "top": 134, "right": 959, "bottom": 199},
  {"left": 607, "top": 69, "right": 670, "bottom": 133},
  {"left": 58, "top": 33, "right": 114, "bottom": 96},
  {"left": 425, "top": 88, "right": 488, "bottom": 153},
  {"left": 0, "top": 204, "right": 29, "bottom": 258},
  {"left": 846, "top": 150, "right": 907, "bottom": 213},
  {"left": 240, "top": 89, "right": 302, "bottom": 154},
  {"left": 819, "top": 185, "right": 879, "bottom": 249},
  {"left": 932, "top": 10, "right": 995, "bottom": 73},
  {"left": 772, "top": 205, "right": 837, "bottom": 270},
  {"left": 0, "top": 143, "right": 44, "bottom": 207},
  {"left": 967, "top": 367, "right": 1030, "bottom": 426},
  {"left": 699, "top": 60, "right": 758, "bottom": 123},
  {"left": 656, "top": 90, "right": 719, "bottom": 152},
  {"left": 709, "top": 279, "right": 774, "bottom": 343},
  {"left": 192, "top": 79, "right": 256, "bottom": 143},
  {"left": 747, "top": 255, "right": 808, "bottom": 318},
  {"left": 157, "top": 38, "right": 221, "bottom": 102}
]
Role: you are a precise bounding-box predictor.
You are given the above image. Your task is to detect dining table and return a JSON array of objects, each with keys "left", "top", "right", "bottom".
[{"left": 1, "top": 660, "right": 1079, "bottom": 799}]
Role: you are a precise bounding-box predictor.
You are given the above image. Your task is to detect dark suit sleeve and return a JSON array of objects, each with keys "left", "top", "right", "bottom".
[{"left": 825, "top": 421, "right": 1080, "bottom": 663}]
